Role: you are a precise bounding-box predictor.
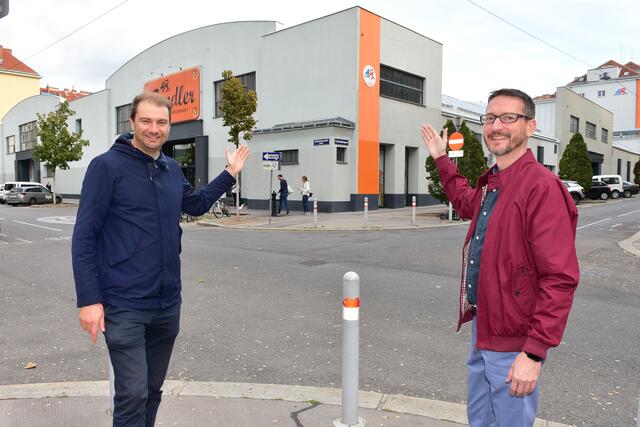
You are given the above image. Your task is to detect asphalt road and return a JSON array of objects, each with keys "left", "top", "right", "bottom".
[{"left": 0, "top": 198, "right": 638, "bottom": 427}]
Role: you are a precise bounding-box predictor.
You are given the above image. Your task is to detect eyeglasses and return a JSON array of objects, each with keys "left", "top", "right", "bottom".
[{"left": 480, "top": 113, "right": 531, "bottom": 125}]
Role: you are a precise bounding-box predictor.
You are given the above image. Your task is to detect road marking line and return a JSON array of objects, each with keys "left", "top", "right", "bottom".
[
  {"left": 617, "top": 209, "right": 640, "bottom": 218},
  {"left": 577, "top": 218, "right": 612, "bottom": 230},
  {"left": 0, "top": 233, "right": 7, "bottom": 237},
  {"left": 611, "top": 223, "right": 623, "bottom": 228},
  {"left": 14, "top": 238, "right": 33, "bottom": 243},
  {"left": 12, "top": 220, "right": 62, "bottom": 232}
]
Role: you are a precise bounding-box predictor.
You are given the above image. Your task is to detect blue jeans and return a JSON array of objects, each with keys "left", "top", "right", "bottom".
[
  {"left": 278, "top": 194, "right": 289, "bottom": 214},
  {"left": 104, "top": 302, "right": 181, "bottom": 427},
  {"left": 302, "top": 195, "right": 309, "bottom": 213},
  {"left": 467, "top": 318, "right": 539, "bottom": 427}
]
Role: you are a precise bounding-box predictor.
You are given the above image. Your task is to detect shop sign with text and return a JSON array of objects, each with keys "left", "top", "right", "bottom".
[{"left": 144, "top": 66, "right": 200, "bottom": 123}]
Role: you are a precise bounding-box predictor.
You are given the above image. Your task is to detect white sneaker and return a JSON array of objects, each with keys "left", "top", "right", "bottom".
[{"left": 239, "top": 204, "right": 245, "bottom": 210}]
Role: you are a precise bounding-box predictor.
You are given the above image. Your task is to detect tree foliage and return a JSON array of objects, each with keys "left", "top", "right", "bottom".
[
  {"left": 425, "top": 119, "right": 488, "bottom": 204},
  {"left": 220, "top": 70, "right": 258, "bottom": 147},
  {"left": 34, "top": 101, "right": 89, "bottom": 172},
  {"left": 33, "top": 101, "right": 89, "bottom": 204},
  {"left": 634, "top": 159, "right": 640, "bottom": 186},
  {"left": 558, "top": 132, "right": 593, "bottom": 191}
]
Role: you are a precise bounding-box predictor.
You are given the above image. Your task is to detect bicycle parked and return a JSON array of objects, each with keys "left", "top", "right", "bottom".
[{"left": 210, "top": 197, "right": 231, "bottom": 218}]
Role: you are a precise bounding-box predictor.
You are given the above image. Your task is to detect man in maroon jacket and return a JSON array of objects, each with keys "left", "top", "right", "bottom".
[{"left": 422, "top": 88, "right": 579, "bottom": 426}]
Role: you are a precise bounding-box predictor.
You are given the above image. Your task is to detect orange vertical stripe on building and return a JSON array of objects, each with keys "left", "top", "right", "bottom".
[
  {"left": 636, "top": 80, "right": 640, "bottom": 128},
  {"left": 357, "top": 9, "right": 380, "bottom": 194}
]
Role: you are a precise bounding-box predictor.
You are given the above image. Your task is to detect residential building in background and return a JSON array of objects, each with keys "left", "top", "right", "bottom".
[
  {"left": 40, "top": 86, "right": 91, "bottom": 102},
  {"left": 0, "top": 46, "right": 41, "bottom": 121},
  {"left": 535, "top": 87, "right": 614, "bottom": 175},
  {"left": 567, "top": 60, "right": 640, "bottom": 155}
]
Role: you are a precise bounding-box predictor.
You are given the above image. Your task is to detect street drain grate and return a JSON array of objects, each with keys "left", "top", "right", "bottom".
[{"left": 299, "top": 259, "right": 330, "bottom": 267}]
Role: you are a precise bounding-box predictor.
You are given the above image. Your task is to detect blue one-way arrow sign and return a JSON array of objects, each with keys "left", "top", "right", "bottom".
[{"left": 262, "top": 152, "right": 281, "bottom": 161}]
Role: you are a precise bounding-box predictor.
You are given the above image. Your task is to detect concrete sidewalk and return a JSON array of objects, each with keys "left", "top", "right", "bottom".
[
  {"left": 0, "top": 381, "right": 574, "bottom": 427},
  {"left": 197, "top": 204, "right": 468, "bottom": 231}
]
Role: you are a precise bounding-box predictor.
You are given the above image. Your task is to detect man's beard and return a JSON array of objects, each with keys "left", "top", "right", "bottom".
[{"left": 483, "top": 131, "right": 527, "bottom": 156}]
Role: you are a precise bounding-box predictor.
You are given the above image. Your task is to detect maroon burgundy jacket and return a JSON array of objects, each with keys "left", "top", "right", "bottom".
[{"left": 435, "top": 150, "right": 579, "bottom": 359}]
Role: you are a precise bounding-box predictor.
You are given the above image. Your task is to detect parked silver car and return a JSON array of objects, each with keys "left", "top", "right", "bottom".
[{"left": 6, "top": 187, "right": 62, "bottom": 206}]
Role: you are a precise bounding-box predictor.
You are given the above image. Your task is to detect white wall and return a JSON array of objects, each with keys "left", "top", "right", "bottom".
[
  {"left": 568, "top": 79, "right": 636, "bottom": 130},
  {"left": 106, "top": 21, "right": 278, "bottom": 182},
  {"left": 0, "top": 94, "right": 61, "bottom": 184},
  {"left": 379, "top": 17, "right": 442, "bottom": 195},
  {"left": 54, "top": 90, "right": 110, "bottom": 194}
]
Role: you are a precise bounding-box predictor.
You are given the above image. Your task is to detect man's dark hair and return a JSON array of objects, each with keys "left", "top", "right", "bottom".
[
  {"left": 488, "top": 88, "right": 535, "bottom": 119},
  {"left": 277, "top": 174, "right": 283, "bottom": 178},
  {"left": 130, "top": 92, "right": 173, "bottom": 122}
]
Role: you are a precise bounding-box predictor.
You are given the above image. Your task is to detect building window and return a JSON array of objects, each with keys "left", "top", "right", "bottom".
[
  {"left": 380, "top": 65, "right": 424, "bottom": 105},
  {"left": 214, "top": 72, "right": 256, "bottom": 118},
  {"left": 597, "top": 90, "right": 605, "bottom": 97},
  {"left": 627, "top": 161, "right": 631, "bottom": 182},
  {"left": 617, "top": 158, "right": 622, "bottom": 175},
  {"left": 19, "top": 121, "right": 37, "bottom": 151},
  {"left": 536, "top": 146, "right": 544, "bottom": 164},
  {"left": 337, "top": 147, "right": 347, "bottom": 164},
  {"left": 6, "top": 135, "right": 15, "bottom": 154},
  {"left": 601, "top": 128, "right": 608, "bottom": 143},
  {"left": 76, "top": 119, "right": 82, "bottom": 134},
  {"left": 116, "top": 104, "right": 132, "bottom": 134},
  {"left": 277, "top": 149, "right": 298, "bottom": 165},
  {"left": 44, "top": 165, "right": 54, "bottom": 178},
  {"left": 586, "top": 122, "right": 596, "bottom": 139},
  {"left": 569, "top": 116, "right": 579, "bottom": 133},
  {"left": 554, "top": 144, "right": 558, "bottom": 154}
]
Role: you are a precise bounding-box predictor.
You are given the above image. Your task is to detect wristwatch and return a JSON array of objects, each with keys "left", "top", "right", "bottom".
[{"left": 525, "top": 352, "right": 543, "bottom": 362}]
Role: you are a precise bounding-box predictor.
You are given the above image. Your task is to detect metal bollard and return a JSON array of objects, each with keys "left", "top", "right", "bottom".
[
  {"left": 313, "top": 198, "right": 318, "bottom": 228},
  {"left": 333, "top": 272, "right": 365, "bottom": 427},
  {"left": 363, "top": 197, "right": 368, "bottom": 228},
  {"left": 411, "top": 196, "right": 416, "bottom": 226}
]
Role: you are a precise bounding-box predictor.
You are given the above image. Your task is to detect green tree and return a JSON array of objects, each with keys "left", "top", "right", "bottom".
[
  {"left": 220, "top": 70, "right": 258, "bottom": 215},
  {"left": 634, "top": 159, "right": 640, "bottom": 185},
  {"left": 558, "top": 132, "right": 592, "bottom": 191},
  {"left": 220, "top": 70, "right": 257, "bottom": 147},
  {"left": 457, "top": 121, "right": 488, "bottom": 189},
  {"left": 425, "top": 119, "right": 487, "bottom": 204},
  {"left": 33, "top": 101, "right": 89, "bottom": 204}
]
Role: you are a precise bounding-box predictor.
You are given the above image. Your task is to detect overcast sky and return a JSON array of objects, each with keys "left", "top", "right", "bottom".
[{"left": 1, "top": 0, "right": 638, "bottom": 103}]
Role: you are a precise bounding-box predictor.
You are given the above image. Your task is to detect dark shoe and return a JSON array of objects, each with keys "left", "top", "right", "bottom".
[{"left": 286, "top": 211, "right": 290, "bottom": 215}]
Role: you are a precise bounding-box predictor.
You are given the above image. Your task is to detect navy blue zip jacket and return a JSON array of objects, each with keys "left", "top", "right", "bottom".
[{"left": 72, "top": 134, "right": 235, "bottom": 309}]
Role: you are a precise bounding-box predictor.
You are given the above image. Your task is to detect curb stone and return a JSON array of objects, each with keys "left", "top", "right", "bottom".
[{"left": 0, "top": 381, "right": 576, "bottom": 426}]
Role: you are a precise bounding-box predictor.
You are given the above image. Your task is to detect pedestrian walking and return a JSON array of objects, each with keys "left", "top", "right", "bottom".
[
  {"left": 277, "top": 174, "right": 289, "bottom": 215},
  {"left": 421, "top": 88, "right": 579, "bottom": 427},
  {"left": 298, "top": 175, "right": 311, "bottom": 215},
  {"left": 72, "top": 92, "right": 249, "bottom": 427}
]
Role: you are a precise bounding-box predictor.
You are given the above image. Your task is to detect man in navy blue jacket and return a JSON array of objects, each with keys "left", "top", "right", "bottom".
[{"left": 72, "top": 92, "right": 249, "bottom": 426}]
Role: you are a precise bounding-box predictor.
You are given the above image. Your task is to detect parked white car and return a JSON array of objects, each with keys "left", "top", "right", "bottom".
[
  {"left": 592, "top": 174, "right": 623, "bottom": 199},
  {"left": 561, "top": 180, "right": 585, "bottom": 204}
]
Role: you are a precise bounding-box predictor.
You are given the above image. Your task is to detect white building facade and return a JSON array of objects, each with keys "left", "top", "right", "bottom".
[{"left": 0, "top": 7, "right": 444, "bottom": 211}]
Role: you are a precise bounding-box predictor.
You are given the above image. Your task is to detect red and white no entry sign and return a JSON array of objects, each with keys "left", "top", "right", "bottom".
[{"left": 448, "top": 132, "right": 464, "bottom": 151}]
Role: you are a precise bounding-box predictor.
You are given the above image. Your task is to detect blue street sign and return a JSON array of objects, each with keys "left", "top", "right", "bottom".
[
  {"left": 313, "top": 138, "right": 330, "bottom": 146},
  {"left": 262, "top": 152, "right": 281, "bottom": 161}
]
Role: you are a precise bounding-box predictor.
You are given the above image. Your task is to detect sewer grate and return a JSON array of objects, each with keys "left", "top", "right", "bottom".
[{"left": 299, "top": 259, "right": 330, "bottom": 267}]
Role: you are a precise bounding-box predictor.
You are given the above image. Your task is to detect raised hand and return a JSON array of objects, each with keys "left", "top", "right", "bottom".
[
  {"left": 225, "top": 144, "right": 250, "bottom": 176},
  {"left": 421, "top": 124, "right": 448, "bottom": 160}
]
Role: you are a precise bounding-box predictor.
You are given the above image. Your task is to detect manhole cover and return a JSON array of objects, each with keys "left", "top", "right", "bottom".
[{"left": 299, "top": 259, "right": 330, "bottom": 267}]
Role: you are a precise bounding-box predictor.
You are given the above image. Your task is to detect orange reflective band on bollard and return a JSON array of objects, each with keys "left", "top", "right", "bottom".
[{"left": 343, "top": 297, "right": 360, "bottom": 308}]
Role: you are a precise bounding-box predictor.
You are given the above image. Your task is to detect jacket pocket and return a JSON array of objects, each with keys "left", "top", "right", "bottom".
[
  {"left": 511, "top": 265, "right": 536, "bottom": 318},
  {"left": 103, "top": 226, "right": 143, "bottom": 266}
]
